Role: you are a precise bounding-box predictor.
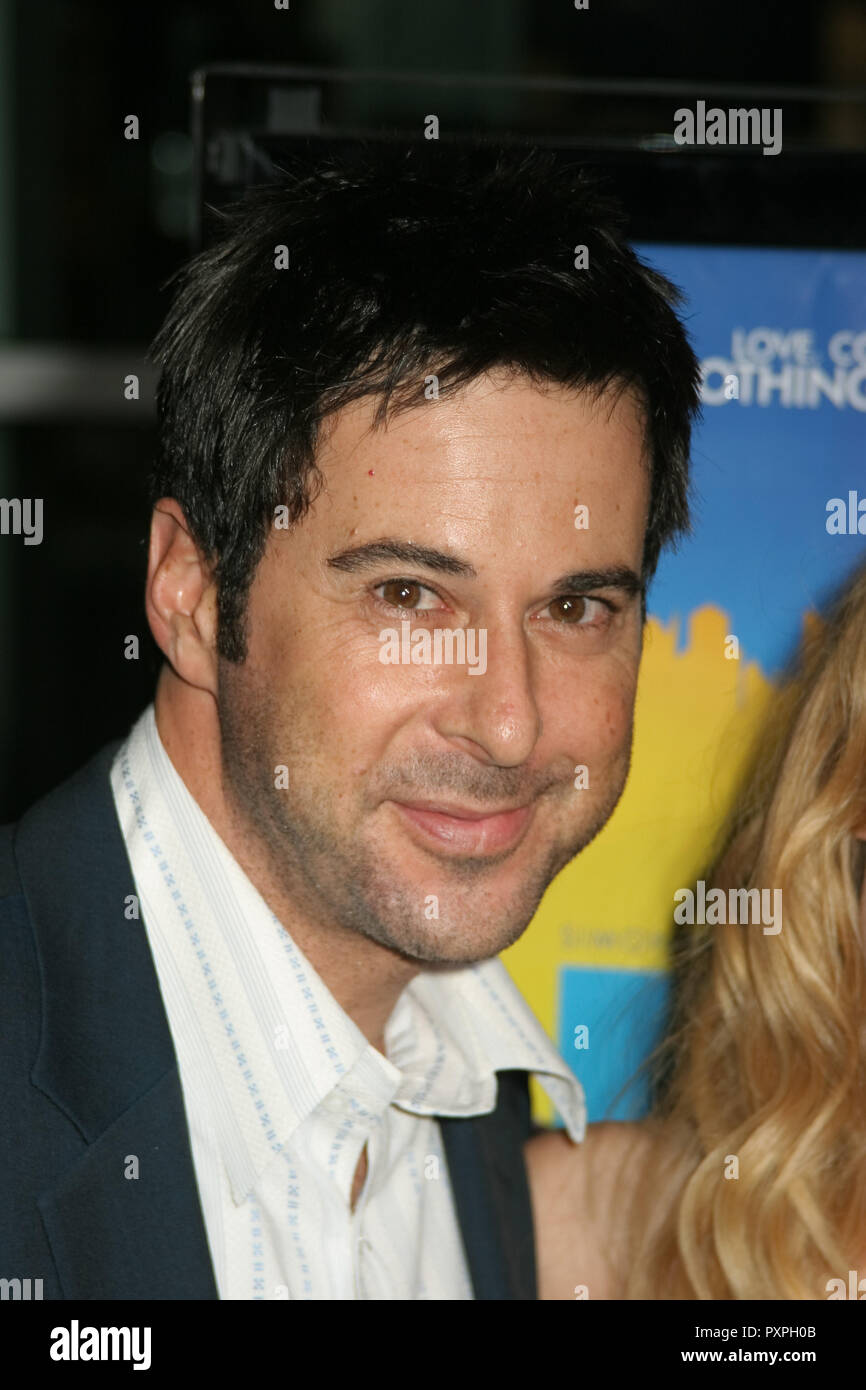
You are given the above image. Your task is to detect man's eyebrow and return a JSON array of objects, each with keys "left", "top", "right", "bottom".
[
  {"left": 550, "top": 567, "right": 644, "bottom": 598},
  {"left": 326, "top": 540, "right": 477, "bottom": 578},
  {"left": 326, "top": 544, "right": 643, "bottom": 598}
]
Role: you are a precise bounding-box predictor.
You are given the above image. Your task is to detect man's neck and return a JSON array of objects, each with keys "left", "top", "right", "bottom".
[{"left": 153, "top": 668, "right": 419, "bottom": 1055}]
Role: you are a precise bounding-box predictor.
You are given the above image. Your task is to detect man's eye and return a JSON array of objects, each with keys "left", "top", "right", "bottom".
[
  {"left": 540, "top": 595, "right": 610, "bottom": 625},
  {"left": 375, "top": 579, "right": 441, "bottom": 611}
]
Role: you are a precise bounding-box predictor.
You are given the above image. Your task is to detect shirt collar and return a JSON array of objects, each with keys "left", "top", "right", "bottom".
[{"left": 391, "top": 964, "right": 585, "bottom": 1139}]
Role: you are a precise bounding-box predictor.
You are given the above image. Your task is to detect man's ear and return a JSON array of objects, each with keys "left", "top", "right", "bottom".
[{"left": 145, "top": 498, "right": 219, "bottom": 695}]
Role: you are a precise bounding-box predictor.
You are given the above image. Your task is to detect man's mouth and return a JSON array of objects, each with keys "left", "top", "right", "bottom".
[{"left": 389, "top": 798, "right": 535, "bottom": 857}]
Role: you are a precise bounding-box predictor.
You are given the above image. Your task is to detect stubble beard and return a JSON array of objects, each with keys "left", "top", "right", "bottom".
[{"left": 217, "top": 658, "right": 633, "bottom": 966}]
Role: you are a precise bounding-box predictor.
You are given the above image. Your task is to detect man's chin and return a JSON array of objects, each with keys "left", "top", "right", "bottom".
[
  {"left": 320, "top": 836, "right": 583, "bottom": 965},
  {"left": 365, "top": 918, "right": 531, "bottom": 970},
  {"left": 351, "top": 861, "right": 562, "bottom": 967}
]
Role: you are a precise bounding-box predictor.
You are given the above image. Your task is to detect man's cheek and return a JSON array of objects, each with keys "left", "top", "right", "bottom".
[{"left": 572, "top": 671, "right": 637, "bottom": 762}]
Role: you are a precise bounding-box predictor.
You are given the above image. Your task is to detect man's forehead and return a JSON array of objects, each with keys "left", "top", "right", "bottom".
[
  {"left": 264, "top": 373, "right": 652, "bottom": 586},
  {"left": 312, "top": 370, "right": 649, "bottom": 486}
]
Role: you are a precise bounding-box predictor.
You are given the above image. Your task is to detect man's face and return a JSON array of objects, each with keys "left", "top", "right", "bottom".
[{"left": 217, "top": 369, "right": 650, "bottom": 965}]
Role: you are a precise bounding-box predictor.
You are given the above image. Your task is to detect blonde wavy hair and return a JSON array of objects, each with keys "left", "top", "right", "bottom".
[{"left": 624, "top": 563, "right": 866, "bottom": 1299}]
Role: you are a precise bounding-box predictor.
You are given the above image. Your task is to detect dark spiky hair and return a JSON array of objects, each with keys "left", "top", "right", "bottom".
[{"left": 149, "top": 139, "right": 701, "bottom": 661}]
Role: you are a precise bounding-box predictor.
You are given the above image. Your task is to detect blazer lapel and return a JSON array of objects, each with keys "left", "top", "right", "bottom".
[
  {"left": 439, "top": 1070, "right": 538, "bottom": 1300},
  {"left": 14, "top": 740, "right": 218, "bottom": 1299},
  {"left": 37, "top": 1069, "right": 217, "bottom": 1299}
]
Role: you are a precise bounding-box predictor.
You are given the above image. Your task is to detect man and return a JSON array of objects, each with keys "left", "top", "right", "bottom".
[{"left": 0, "top": 141, "right": 700, "bottom": 1300}]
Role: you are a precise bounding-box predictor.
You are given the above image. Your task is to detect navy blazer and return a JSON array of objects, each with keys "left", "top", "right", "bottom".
[{"left": 0, "top": 741, "right": 538, "bottom": 1300}]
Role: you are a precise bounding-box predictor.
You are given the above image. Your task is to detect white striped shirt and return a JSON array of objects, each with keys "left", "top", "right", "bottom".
[{"left": 110, "top": 705, "right": 585, "bottom": 1300}]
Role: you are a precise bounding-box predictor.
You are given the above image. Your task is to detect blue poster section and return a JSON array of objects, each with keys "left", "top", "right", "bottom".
[
  {"left": 637, "top": 244, "right": 866, "bottom": 678},
  {"left": 559, "top": 967, "right": 669, "bottom": 1120}
]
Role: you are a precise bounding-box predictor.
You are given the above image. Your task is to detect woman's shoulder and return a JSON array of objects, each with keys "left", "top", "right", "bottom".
[{"left": 525, "top": 1120, "right": 658, "bottom": 1300}]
